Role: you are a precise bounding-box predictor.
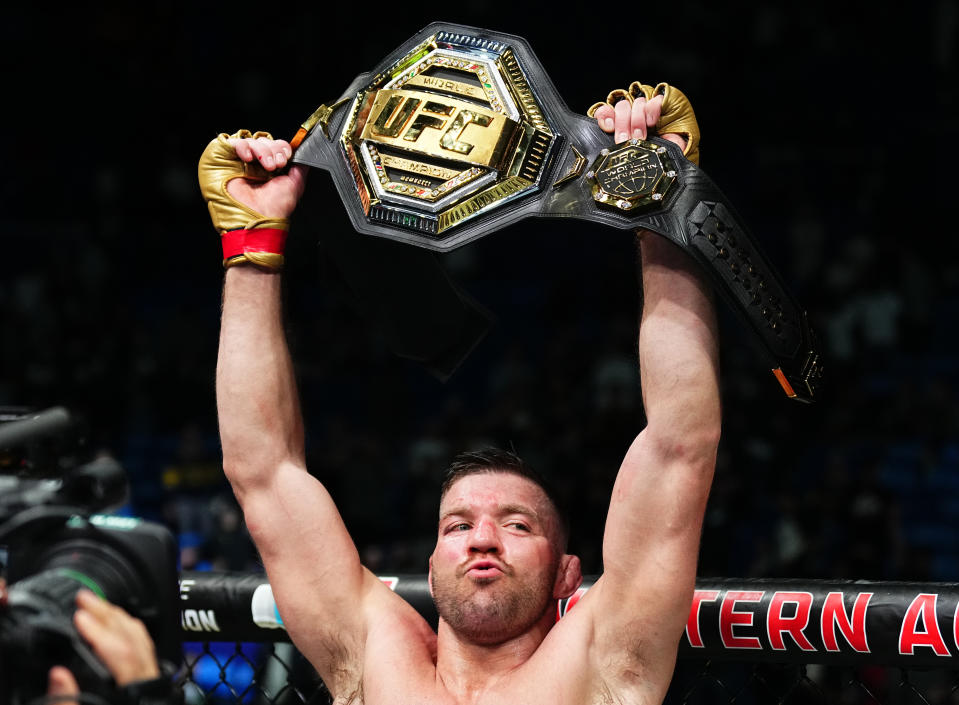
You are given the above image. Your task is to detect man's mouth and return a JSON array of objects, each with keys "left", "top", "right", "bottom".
[{"left": 466, "top": 561, "right": 504, "bottom": 578}]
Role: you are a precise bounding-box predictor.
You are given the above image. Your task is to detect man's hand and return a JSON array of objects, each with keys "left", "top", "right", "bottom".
[
  {"left": 592, "top": 93, "right": 673, "bottom": 145},
  {"left": 71, "top": 589, "right": 160, "bottom": 686},
  {"left": 199, "top": 130, "right": 308, "bottom": 270},
  {"left": 46, "top": 590, "right": 161, "bottom": 701},
  {"left": 589, "top": 81, "right": 699, "bottom": 163},
  {"left": 225, "top": 134, "right": 308, "bottom": 220}
]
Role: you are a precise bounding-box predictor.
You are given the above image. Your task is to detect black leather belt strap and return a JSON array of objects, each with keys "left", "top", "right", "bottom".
[{"left": 291, "top": 21, "right": 822, "bottom": 401}]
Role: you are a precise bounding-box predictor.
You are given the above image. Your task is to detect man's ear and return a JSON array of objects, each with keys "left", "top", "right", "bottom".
[
  {"left": 553, "top": 553, "right": 583, "bottom": 600},
  {"left": 427, "top": 556, "right": 435, "bottom": 598}
]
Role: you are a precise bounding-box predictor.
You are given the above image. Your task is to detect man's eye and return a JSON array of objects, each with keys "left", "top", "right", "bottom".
[
  {"left": 509, "top": 522, "right": 530, "bottom": 531},
  {"left": 448, "top": 523, "right": 470, "bottom": 532}
]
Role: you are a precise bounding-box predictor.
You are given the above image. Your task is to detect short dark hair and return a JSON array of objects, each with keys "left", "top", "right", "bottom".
[{"left": 440, "top": 447, "right": 570, "bottom": 550}]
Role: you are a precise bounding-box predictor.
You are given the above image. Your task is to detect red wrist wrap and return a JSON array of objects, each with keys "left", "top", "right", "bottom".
[{"left": 221, "top": 228, "right": 288, "bottom": 260}]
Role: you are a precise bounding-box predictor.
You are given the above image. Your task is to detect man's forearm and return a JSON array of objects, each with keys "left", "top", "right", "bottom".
[
  {"left": 597, "top": 231, "right": 722, "bottom": 630},
  {"left": 216, "top": 266, "right": 305, "bottom": 494},
  {"left": 638, "top": 232, "right": 721, "bottom": 456}
]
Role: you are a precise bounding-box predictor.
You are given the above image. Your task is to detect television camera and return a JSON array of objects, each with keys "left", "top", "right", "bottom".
[{"left": 0, "top": 407, "right": 179, "bottom": 704}]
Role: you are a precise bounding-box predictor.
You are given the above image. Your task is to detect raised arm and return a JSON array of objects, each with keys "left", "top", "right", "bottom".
[
  {"left": 601, "top": 230, "right": 721, "bottom": 602},
  {"left": 200, "top": 132, "right": 404, "bottom": 691},
  {"left": 581, "top": 86, "right": 721, "bottom": 701}
]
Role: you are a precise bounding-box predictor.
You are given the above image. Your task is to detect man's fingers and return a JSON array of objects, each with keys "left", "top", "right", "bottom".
[
  {"left": 591, "top": 83, "right": 696, "bottom": 158},
  {"left": 645, "top": 94, "right": 664, "bottom": 129},
  {"left": 75, "top": 589, "right": 109, "bottom": 615},
  {"left": 230, "top": 139, "right": 254, "bottom": 162},
  {"left": 614, "top": 99, "right": 632, "bottom": 143},
  {"left": 75, "top": 589, "right": 129, "bottom": 629},
  {"left": 75, "top": 591, "right": 128, "bottom": 651},
  {"left": 248, "top": 138, "right": 280, "bottom": 171},
  {"left": 73, "top": 590, "right": 161, "bottom": 686},
  {"left": 630, "top": 97, "right": 648, "bottom": 140},
  {"left": 225, "top": 138, "right": 293, "bottom": 171},
  {"left": 593, "top": 104, "right": 615, "bottom": 133},
  {"left": 599, "top": 97, "right": 654, "bottom": 142},
  {"left": 74, "top": 609, "right": 156, "bottom": 685},
  {"left": 47, "top": 666, "right": 80, "bottom": 703},
  {"left": 75, "top": 603, "right": 118, "bottom": 648}
]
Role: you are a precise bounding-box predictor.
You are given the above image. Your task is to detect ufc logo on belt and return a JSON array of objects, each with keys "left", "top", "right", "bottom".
[{"left": 359, "top": 89, "right": 518, "bottom": 169}]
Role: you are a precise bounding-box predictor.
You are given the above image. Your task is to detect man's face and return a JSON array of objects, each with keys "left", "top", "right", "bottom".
[{"left": 430, "top": 472, "right": 562, "bottom": 645}]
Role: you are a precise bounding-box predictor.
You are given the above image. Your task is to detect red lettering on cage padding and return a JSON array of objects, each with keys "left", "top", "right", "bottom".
[
  {"left": 767, "top": 592, "right": 815, "bottom": 651},
  {"left": 821, "top": 591, "right": 871, "bottom": 653},
  {"left": 686, "top": 590, "right": 720, "bottom": 647},
  {"left": 681, "top": 582, "right": 959, "bottom": 665},
  {"left": 899, "top": 593, "right": 950, "bottom": 656},
  {"left": 176, "top": 573, "right": 959, "bottom": 667},
  {"left": 720, "top": 591, "right": 765, "bottom": 649}
]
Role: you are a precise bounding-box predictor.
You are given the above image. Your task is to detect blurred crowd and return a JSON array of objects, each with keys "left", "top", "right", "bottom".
[
  {"left": 2, "top": 1, "right": 957, "bottom": 587},
  {"left": 3, "top": 182, "right": 957, "bottom": 584}
]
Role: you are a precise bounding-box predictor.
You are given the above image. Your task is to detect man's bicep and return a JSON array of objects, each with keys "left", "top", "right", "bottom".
[
  {"left": 239, "top": 462, "right": 372, "bottom": 654},
  {"left": 599, "top": 432, "right": 714, "bottom": 641}
]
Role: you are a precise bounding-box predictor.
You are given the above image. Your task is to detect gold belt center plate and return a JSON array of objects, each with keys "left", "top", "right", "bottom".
[
  {"left": 338, "top": 37, "right": 555, "bottom": 234},
  {"left": 359, "top": 89, "right": 519, "bottom": 170}
]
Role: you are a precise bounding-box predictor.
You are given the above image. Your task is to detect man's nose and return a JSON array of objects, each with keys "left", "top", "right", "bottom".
[{"left": 469, "top": 519, "right": 501, "bottom": 553}]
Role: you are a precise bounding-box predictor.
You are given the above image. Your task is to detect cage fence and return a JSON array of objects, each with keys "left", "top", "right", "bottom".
[
  {"left": 175, "top": 573, "right": 959, "bottom": 705},
  {"left": 175, "top": 641, "right": 959, "bottom": 705}
]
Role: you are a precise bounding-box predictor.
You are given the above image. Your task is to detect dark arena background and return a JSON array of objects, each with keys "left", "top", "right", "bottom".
[{"left": 2, "top": 1, "right": 958, "bottom": 703}]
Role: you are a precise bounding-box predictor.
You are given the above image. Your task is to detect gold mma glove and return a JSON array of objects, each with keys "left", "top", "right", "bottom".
[
  {"left": 587, "top": 81, "right": 701, "bottom": 165},
  {"left": 198, "top": 129, "right": 288, "bottom": 270}
]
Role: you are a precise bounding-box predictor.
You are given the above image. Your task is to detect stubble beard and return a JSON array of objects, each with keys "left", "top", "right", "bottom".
[{"left": 431, "top": 567, "right": 555, "bottom": 645}]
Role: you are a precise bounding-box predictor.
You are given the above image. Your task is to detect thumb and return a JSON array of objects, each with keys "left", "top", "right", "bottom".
[
  {"left": 47, "top": 666, "right": 80, "bottom": 704},
  {"left": 287, "top": 163, "right": 309, "bottom": 195}
]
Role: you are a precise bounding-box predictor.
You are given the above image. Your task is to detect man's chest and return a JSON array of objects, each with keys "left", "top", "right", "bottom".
[
  {"left": 349, "top": 655, "right": 639, "bottom": 705},
  {"left": 339, "top": 611, "right": 653, "bottom": 705},
  {"left": 353, "top": 680, "right": 597, "bottom": 705}
]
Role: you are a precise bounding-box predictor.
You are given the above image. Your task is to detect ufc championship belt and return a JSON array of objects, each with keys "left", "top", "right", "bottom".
[{"left": 291, "top": 22, "right": 822, "bottom": 402}]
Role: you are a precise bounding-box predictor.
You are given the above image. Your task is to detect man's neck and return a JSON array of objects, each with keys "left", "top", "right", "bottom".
[{"left": 434, "top": 613, "right": 555, "bottom": 702}]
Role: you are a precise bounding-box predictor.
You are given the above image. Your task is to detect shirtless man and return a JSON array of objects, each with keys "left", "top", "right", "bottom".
[{"left": 205, "top": 86, "right": 720, "bottom": 705}]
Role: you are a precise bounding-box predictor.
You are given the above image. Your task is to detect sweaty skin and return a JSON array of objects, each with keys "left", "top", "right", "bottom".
[{"left": 213, "top": 92, "right": 719, "bottom": 705}]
